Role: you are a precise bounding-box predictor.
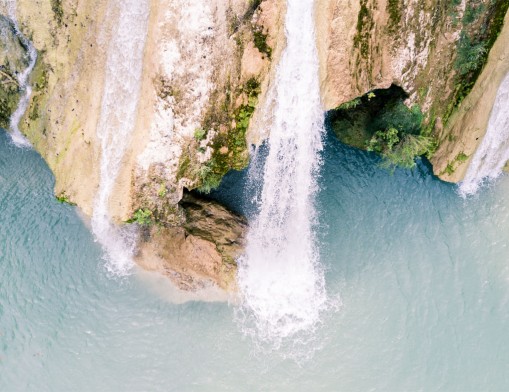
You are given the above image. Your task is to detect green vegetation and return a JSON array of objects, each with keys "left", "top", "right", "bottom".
[
  {"left": 455, "top": 32, "right": 487, "bottom": 76},
  {"left": 0, "top": 76, "right": 19, "bottom": 128},
  {"left": 387, "top": 0, "right": 402, "bottom": 29},
  {"left": 337, "top": 98, "right": 361, "bottom": 111},
  {"left": 456, "top": 152, "right": 469, "bottom": 162},
  {"left": 440, "top": 152, "right": 470, "bottom": 176},
  {"left": 354, "top": 0, "right": 374, "bottom": 58},
  {"left": 448, "top": 0, "right": 509, "bottom": 116},
  {"left": 158, "top": 183, "right": 167, "bottom": 198},
  {"left": 127, "top": 209, "right": 153, "bottom": 225},
  {"left": 245, "top": 0, "right": 262, "bottom": 21},
  {"left": 329, "top": 85, "right": 436, "bottom": 170},
  {"left": 56, "top": 193, "right": 76, "bottom": 205},
  {"left": 50, "top": 0, "right": 64, "bottom": 26},
  {"left": 370, "top": 133, "right": 436, "bottom": 170},
  {"left": 253, "top": 29, "right": 272, "bottom": 59},
  {"left": 194, "top": 128, "right": 206, "bottom": 141},
  {"left": 27, "top": 57, "right": 50, "bottom": 123},
  {"left": 177, "top": 78, "right": 260, "bottom": 194},
  {"left": 444, "top": 163, "right": 455, "bottom": 175},
  {"left": 197, "top": 78, "right": 260, "bottom": 193}
]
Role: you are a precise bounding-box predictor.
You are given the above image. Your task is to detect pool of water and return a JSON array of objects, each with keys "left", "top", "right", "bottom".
[{"left": 1, "top": 129, "right": 509, "bottom": 391}]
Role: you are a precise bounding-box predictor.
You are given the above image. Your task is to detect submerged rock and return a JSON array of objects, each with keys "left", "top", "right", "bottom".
[
  {"left": 135, "top": 192, "right": 246, "bottom": 291},
  {"left": 0, "top": 15, "right": 28, "bottom": 129}
]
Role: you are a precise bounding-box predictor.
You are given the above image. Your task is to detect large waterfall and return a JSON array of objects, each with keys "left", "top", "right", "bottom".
[
  {"left": 4, "top": 0, "right": 36, "bottom": 147},
  {"left": 459, "top": 73, "right": 509, "bottom": 196},
  {"left": 237, "top": 0, "right": 331, "bottom": 346},
  {"left": 91, "top": 0, "right": 150, "bottom": 275}
]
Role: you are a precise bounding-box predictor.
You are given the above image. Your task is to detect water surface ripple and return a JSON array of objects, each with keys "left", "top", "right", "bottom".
[{"left": 1, "top": 130, "right": 509, "bottom": 390}]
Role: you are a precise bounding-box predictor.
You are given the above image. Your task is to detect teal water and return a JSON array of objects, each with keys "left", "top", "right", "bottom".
[{"left": 1, "top": 129, "right": 509, "bottom": 391}]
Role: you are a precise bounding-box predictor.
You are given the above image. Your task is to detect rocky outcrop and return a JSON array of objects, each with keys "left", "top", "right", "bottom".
[
  {"left": 135, "top": 192, "right": 247, "bottom": 291},
  {"left": 431, "top": 10, "right": 509, "bottom": 181},
  {"left": 1, "top": 0, "right": 286, "bottom": 291},
  {"left": 0, "top": 15, "right": 28, "bottom": 128},
  {"left": 318, "top": 0, "right": 508, "bottom": 180},
  {"left": 3, "top": 0, "right": 507, "bottom": 291}
]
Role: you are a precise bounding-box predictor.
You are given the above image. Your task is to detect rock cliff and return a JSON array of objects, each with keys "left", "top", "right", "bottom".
[
  {"left": 0, "top": 0, "right": 284, "bottom": 290},
  {"left": 318, "top": 0, "right": 508, "bottom": 180},
  {"left": 1, "top": 0, "right": 508, "bottom": 290}
]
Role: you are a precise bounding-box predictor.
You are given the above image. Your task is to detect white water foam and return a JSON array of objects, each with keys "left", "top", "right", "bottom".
[
  {"left": 459, "top": 73, "right": 509, "bottom": 196},
  {"left": 3, "top": 0, "right": 36, "bottom": 147},
  {"left": 91, "top": 0, "right": 150, "bottom": 276},
  {"left": 237, "top": 0, "right": 332, "bottom": 348}
]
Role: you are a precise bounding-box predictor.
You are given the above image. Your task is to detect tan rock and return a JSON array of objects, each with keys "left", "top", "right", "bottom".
[
  {"left": 136, "top": 193, "right": 247, "bottom": 291},
  {"left": 431, "top": 11, "right": 509, "bottom": 182}
]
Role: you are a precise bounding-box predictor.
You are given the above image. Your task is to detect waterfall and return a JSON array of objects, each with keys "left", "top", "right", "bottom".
[
  {"left": 91, "top": 0, "right": 150, "bottom": 276},
  {"left": 237, "top": 0, "right": 330, "bottom": 346},
  {"left": 3, "top": 0, "right": 36, "bottom": 148},
  {"left": 459, "top": 73, "right": 509, "bottom": 196}
]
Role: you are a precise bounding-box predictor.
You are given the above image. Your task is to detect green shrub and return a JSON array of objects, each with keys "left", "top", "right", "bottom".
[
  {"left": 194, "top": 128, "right": 207, "bottom": 141},
  {"left": 381, "top": 134, "right": 436, "bottom": 169},
  {"left": 366, "top": 127, "right": 400, "bottom": 153},
  {"left": 456, "top": 152, "right": 469, "bottom": 162},
  {"left": 127, "top": 209, "right": 153, "bottom": 225},
  {"left": 253, "top": 30, "right": 272, "bottom": 58},
  {"left": 455, "top": 32, "right": 487, "bottom": 76},
  {"left": 370, "top": 102, "right": 423, "bottom": 135},
  {"left": 337, "top": 97, "right": 361, "bottom": 111},
  {"left": 56, "top": 194, "right": 76, "bottom": 205}
]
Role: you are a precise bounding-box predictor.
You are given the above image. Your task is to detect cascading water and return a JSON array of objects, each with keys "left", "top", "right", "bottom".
[
  {"left": 237, "top": 0, "right": 332, "bottom": 347},
  {"left": 459, "top": 73, "right": 509, "bottom": 196},
  {"left": 91, "top": 0, "right": 149, "bottom": 275},
  {"left": 3, "top": 0, "right": 37, "bottom": 147}
]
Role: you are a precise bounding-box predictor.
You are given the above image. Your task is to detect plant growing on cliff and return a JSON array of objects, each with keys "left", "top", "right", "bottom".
[
  {"left": 382, "top": 134, "right": 436, "bottom": 169},
  {"left": 194, "top": 128, "right": 207, "bottom": 141},
  {"left": 50, "top": 0, "right": 64, "bottom": 26},
  {"left": 448, "top": 0, "right": 509, "bottom": 115},
  {"left": 253, "top": 29, "right": 272, "bottom": 59},
  {"left": 196, "top": 78, "right": 260, "bottom": 193},
  {"left": 337, "top": 97, "right": 361, "bottom": 110},
  {"left": 127, "top": 209, "right": 153, "bottom": 225},
  {"left": 56, "top": 193, "right": 76, "bottom": 205},
  {"left": 455, "top": 32, "right": 487, "bottom": 76},
  {"left": 368, "top": 130, "right": 435, "bottom": 169}
]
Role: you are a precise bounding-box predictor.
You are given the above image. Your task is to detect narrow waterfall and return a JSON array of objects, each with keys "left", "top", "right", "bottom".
[
  {"left": 459, "top": 73, "right": 509, "bottom": 196},
  {"left": 91, "top": 1, "right": 149, "bottom": 275},
  {"left": 237, "top": 0, "right": 330, "bottom": 344},
  {"left": 4, "top": 1, "right": 36, "bottom": 147}
]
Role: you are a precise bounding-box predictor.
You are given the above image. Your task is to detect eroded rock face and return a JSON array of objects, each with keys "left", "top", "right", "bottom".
[
  {"left": 6, "top": 0, "right": 508, "bottom": 291},
  {"left": 431, "top": 11, "right": 509, "bottom": 182},
  {"left": 317, "top": 0, "right": 465, "bottom": 111},
  {"left": 0, "top": 15, "right": 28, "bottom": 128},
  {"left": 4, "top": 0, "right": 281, "bottom": 291},
  {"left": 135, "top": 192, "right": 247, "bottom": 291},
  {"left": 317, "top": 0, "right": 508, "bottom": 181}
]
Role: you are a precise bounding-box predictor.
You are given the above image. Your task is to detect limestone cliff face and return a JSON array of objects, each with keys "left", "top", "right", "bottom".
[
  {"left": 431, "top": 11, "right": 509, "bottom": 182},
  {"left": 4, "top": 0, "right": 508, "bottom": 290},
  {"left": 317, "top": 0, "right": 467, "bottom": 111},
  {"left": 9, "top": 0, "right": 109, "bottom": 214},
  {"left": 4, "top": 0, "right": 283, "bottom": 291},
  {"left": 317, "top": 0, "right": 508, "bottom": 181}
]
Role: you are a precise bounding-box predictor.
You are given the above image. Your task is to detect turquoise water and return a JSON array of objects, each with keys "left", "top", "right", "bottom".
[{"left": 1, "top": 129, "right": 509, "bottom": 391}]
